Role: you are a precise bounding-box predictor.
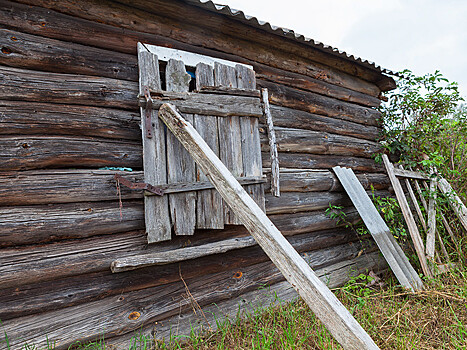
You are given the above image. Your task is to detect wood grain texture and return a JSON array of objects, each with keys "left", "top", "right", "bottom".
[
  {"left": 138, "top": 45, "right": 171, "bottom": 243},
  {"left": 333, "top": 166, "right": 423, "bottom": 291},
  {"left": 0, "top": 136, "right": 141, "bottom": 171},
  {"left": 107, "top": 250, "right": 387, "bottom": 347},
  {"left": 426, "top": 179, "right": 437, "bottom": 259},
  {"left": 382, "top": 155, "right": 432, "bottom": 277},
  {"left": 0, "top": 240, "right": 379, "bottom": 350},
  {"left": 0, "top": 65, "right": 138, "bottom": 109},
  {"left": 262, "top": 88, "right": 280, "bottom": 196},
  {"left": 0, "top": 229, "right": 361, "bottom": 319},
  {"left": 157, "top": 103, "right": 379, "bottom": 349},
  {"left": 260, "top": 126, "right": 382, "bottom": 158},
  {"left": 0, "top": 28, "right": 137, "bottom": 80},
  {"left": 165, "top": 58, "right": 196, "bottom": 236},
  {"left": 268, "top": 105, "right": 381, "bottom": 141},
  {"left": 0, "top": 201, "right": 144, "bottom": 247},
  {"left": 263, "top": 152, "right": 383, "bottom": 172},
  {"left": 0, "top": 101, "right": 140, "bottom": 140},
  {"left": 438, "top": 177, "right": 467, "bottom": 233},
  {"left": 0, "top": 0, "right": 389, "bottom": 99},
  {"left": 258, "top": 79, "right": 381, "bottom": 127},
  {"left": 194, "top": 62, "right": 224, "bottom": 229},
  {"left": 215, "top": 63, "right": 243, "bottom": 225},
  {"left": 237, "top": 64, "right": 265, "bottom": 209}
]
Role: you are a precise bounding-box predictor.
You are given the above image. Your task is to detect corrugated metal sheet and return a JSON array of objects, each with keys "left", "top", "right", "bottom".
[{"left": 184, "top": 0, "right": 399, "bottom": 77}]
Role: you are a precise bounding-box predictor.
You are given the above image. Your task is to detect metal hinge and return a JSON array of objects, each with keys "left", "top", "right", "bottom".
[
  {"left": 114, "top": 174, "right": 164, "bottom": 196},
  {"left": 143, "top": 86, "right": 153, "bottom": 138}
]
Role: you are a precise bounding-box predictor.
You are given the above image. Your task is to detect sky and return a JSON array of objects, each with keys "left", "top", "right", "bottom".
[{"left": 219, "top": 0, "right": 467, "bottom": 98}]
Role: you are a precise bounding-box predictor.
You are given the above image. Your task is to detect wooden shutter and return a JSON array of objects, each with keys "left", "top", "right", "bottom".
[{"left": 137, "top": 43, "right": 266, "bottom": 243}]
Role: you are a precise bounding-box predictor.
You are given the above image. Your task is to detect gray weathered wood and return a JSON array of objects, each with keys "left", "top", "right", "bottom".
[
  {"left": 196, "top": 85, "right": 260, "bottom": 97},
  {"left": 393, "top": 168, "right": 430, "bottom": 181},
  {"left": 333, "top": 166, "right": 422, "bottom": 291},
  {"left": 157, "top": 103, "right": 379, "bottom": 350},
  {"left": 399, "top": 168, "right": 427, "bottom": 231},
  {"left": 382, "top": 155, "right": 432, "bottom": 277},
  {"left": 438, "top": 177, "right": 467, "bottom": 233},
  {"left": 426, "top": 179, "right": 437, "bottom": 259},
  {"left": 138, "top": 44, "right": 171, "bottom": 243},
  {"left": 165, "top": 58, "right": 196, "bottom": 235},
  {"left": 215, "top": 63, "right": 243, "bottom": 224},
  {"left": 237, "top": 64, "right": 265, "bottom": 211},
  {"left": 111, "top": 236, "right": 257, "bottom": 272},
  {"left": 262, "top": 88, "right": 280, "bottom": 196},
  {"left": 194, "top": 62, "right": 224, "bottom": 229}
]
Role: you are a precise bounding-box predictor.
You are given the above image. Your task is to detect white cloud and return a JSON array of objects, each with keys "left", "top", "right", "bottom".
[{"left": 218, "top": 0, "right": 467, "bottom": 97}]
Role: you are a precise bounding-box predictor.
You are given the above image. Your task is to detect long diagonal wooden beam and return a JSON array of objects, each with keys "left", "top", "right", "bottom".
[{"left": 158, "top": 103, "right": 379, "bottom": 350}]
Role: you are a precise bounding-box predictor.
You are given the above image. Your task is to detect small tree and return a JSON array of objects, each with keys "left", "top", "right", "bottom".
[{"left": 380, "top": 69, "right": 467, "bottom": 201}]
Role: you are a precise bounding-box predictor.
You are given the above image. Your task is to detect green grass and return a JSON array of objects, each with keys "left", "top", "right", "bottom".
[{"left": 4, "top": 264, "right": 467, "bottom": 350}]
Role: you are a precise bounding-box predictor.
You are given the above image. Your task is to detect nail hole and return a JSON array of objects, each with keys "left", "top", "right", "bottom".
[
  {"left": 10, "top": 36, "right": 18, "bottom": 41},
  {"left": 1, "top": 47, "right": 12, "bottom": 54},
  {"left": 21, "top": 143, "right": 29, "bottom": 149}
]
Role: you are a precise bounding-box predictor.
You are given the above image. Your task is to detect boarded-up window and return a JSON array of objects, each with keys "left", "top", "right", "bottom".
[{"left": 138, "top": 44, "right": 265, "bottom": 243}]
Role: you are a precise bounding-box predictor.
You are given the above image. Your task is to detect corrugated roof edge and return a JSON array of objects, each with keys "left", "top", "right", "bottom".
[{"left": 184, "top": 0, "right": 401, "bottom": 78}]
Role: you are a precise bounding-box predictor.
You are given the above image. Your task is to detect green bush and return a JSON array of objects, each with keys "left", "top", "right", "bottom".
[{"left": 380, "top": 69, "right": 467, "bottom": 202}]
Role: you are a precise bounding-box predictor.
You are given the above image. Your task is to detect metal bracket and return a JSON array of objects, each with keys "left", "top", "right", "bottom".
[
  {"left": 114, "top": 174, "right": 164, "bottom": 196},
  {"left": 143, "top": 86, "right": 153, "bottom": 138}
]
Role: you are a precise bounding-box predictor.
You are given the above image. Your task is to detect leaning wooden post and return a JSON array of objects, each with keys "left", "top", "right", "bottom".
[
  {"left": 382, "top": 155, "right": 432, "bottom": 277},
  {"left": 158, "top": 103, "right": 379, "bottom": 350}
]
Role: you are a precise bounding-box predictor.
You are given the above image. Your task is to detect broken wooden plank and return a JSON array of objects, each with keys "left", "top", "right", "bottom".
[
  {"left": 333, "top": 166, "right": 423, "bottom": 291},
  {"left": 137, "top": 44, "right": 171, "bottom": 243},
  {"left": 261, "top": 88, "right": 280, "bottom": 196},
  {"left": 382, "top": 155, "right": 432, "bottom": 278},
  {"left": 165, "top": 58, "right": 196, "bottom": 236},
  {"left": 157, "top": 103, "right": 379, "bottom": 350},
  {"left": 194, "top": 62, "right": 224, "bottom": 229}
]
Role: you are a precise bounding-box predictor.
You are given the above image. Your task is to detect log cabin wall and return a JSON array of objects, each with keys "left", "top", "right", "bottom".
[{"left": 0, "top": 0, "right": 393, "bottom": 348}]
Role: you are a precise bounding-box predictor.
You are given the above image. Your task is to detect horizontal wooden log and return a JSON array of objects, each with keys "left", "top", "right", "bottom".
[
  {"left": 269, "top": 105, "right": 381, "bottom": 141},
  {"left": 0, "top": 136, "right": 142, "bottom": 170},
  {"left": 107, "top": 250, "right": 387, "bottom": 347},
  {"left": 270, "top": 209, "right": 361, "bottom": 236},
  {"left": 1, "top": 228, "right": 359, "bottom": 319},
  {"left": 260, "top": 126, "right": 382, "bottom": 158},
  {"left": 0, "top": 185, "right": 356, "bottom": 246},
  {"left": 0, "top": 169, "right": 389, "bottom": 206},
  {"left": 0, "top": 102, "right": 381, "bottom": 149},
  {"left": 266, "top": 190, "right": 389, "bottom": 215},
  {"left": 254, "top": 64, "right": 381, "bottom": 107},
  {"left": 263, "top": 152, "right": 384, "bottom": 172},
  {"left": 0, "top": 101, "right": 141, "bottom": 140},
  {"left": 10, "top": 0, "right": 385, "bottom": 95},
  {"left": 265, "top": 170, "right": 390, "bottom": 193},
  {"left": 0, "top": 0, "right": 386, "bottom": 105},
  {"left": 0, "top": 65, "right": 138, "bottom": 109},
  {"left": 0, "top": 201, "right": 144, "bottom": 247},
  {"left": 0, "top": 240, "right": 377, "bottom": 349},
  {"left": 258, "top": 80, "right": 381, "bottom": 127},
  {"left": 0, "top": 28, "right": 138, "bottom": 80}
]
